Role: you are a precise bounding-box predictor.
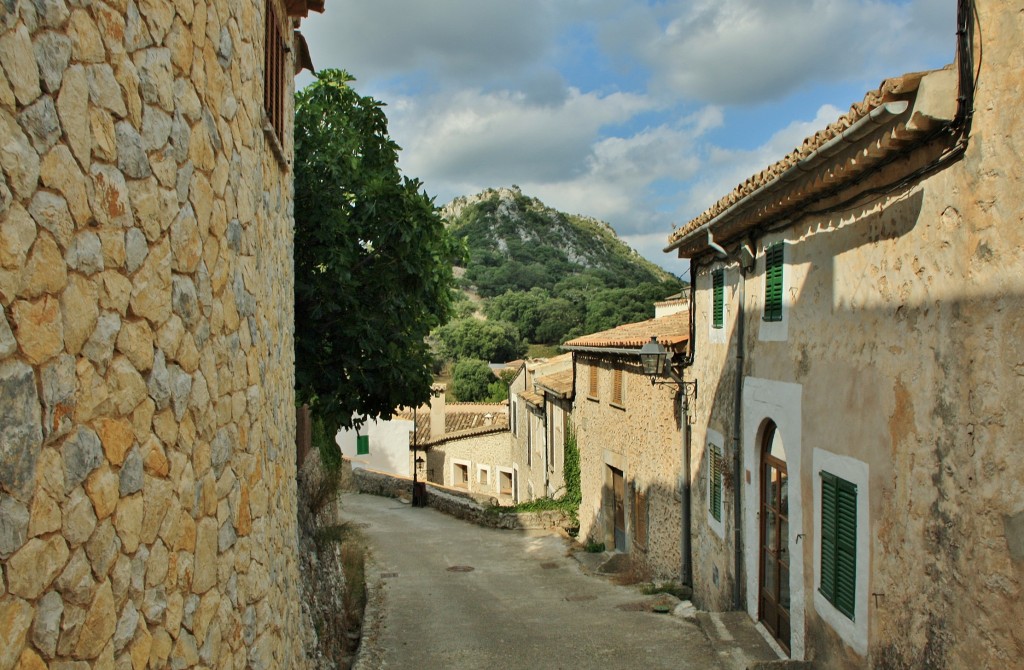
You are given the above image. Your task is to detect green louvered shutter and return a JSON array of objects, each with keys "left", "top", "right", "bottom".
[
  {"left": 710, "top": 444, "right": 722, "bottom": 522},
  {"left": 835, "top": 478, "right": 858, "bottom": 619},
  {"left": 820, "top": 471, "right": 857, "bottom": 620},
  {"left": 819, "top": 472, "right": 837, "bottom": 602},
  {"left": 356, "top": 435, "right": 369, "bottom": 455},
  {"left": 764, "top": 243, "right": 784, "bottom": 322},
  {"left": 712, "top": 270, "right": 724, "bottom": 329}
]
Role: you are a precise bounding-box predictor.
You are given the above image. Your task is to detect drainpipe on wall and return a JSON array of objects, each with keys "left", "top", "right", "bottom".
[
  {"left": 679, "top": 261, "right": 697, "bottom": 587},
  {"left": 680, "top": 393, "right": 692, "bottom": 586},
  {"left": 732, "top": 259, "right": 747, "bottom": 612}
]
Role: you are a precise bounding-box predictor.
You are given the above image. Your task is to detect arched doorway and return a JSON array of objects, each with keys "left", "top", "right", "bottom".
[{"left": 759, "top": 421, "right": 790, "bottom": 653}]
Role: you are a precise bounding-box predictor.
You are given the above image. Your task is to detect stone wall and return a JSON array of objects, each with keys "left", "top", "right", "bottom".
[
  {"left": 574, "top": 356, "right": 684, "bottom": 580},
  {"left": 351, "top": 467, "right": 572, "bottom": 531},
  {"left": 0, "top": 0, "right": 306, "bottom": 668}
]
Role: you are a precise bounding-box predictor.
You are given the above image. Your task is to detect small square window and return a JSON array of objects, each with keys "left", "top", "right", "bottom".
[
  {"left": 356, "top": 435, "right": 369, "bottom": 455},
  {"left": 499, "top": 470, "right": 513, "bottom": 495},
  {"left": 454, "top": 463, "right": 469, "bottom": 488}
]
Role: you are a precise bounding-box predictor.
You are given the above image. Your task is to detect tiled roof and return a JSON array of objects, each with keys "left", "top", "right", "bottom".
[
  {"left": 563, "top": 310, "right": 689, "bottom": 350},
  {"left": 666, "top": 70, "right": 939, "bottom": 252},
  {"left": 397, "top": 405, "right": 509, "bottom": 448},
  {"left": 535, "top": 369, "right": 573, "bottom": 398},
  {"left": 520, "top": 390, "right": 544, "bottom": 407}
]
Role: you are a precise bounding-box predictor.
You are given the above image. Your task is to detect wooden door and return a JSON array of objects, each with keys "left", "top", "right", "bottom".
[
  {"left": 611, "top": 467, "right": 626, "bottom": 551},
  {"left": 759, "top": 448, "right": 791, "bottom": 653}
]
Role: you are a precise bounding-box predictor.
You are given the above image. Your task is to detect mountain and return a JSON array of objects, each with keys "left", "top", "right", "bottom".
[{"left": 442, "top": 186, "right": 677, "bottom": 299}]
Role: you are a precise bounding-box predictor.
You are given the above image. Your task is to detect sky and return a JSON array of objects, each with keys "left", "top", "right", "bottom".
[{"left": 296, "top": 0, "right": 956, "bottom": 274}]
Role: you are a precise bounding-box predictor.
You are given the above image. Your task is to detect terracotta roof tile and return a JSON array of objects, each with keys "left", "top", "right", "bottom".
[
  {"left": 563, "top": 310, "right": 689, "bottom": 350},
  {"left": 520, "top": 390, "right": 544, "bottom": 407},
  {"left": 396, "top": 405, "right": 509, "bottom": 448},
  {"left": 666, "top": 71, "right": 932, "bottom": 250},
  {"left": 535, "top": 368, "right": 573, "bottom": 398}
]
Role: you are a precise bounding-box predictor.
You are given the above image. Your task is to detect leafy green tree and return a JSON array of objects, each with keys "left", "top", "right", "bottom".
[
  {"left": 293, "top": 70, "right": 465, "bottom": 430},
  {"left": 434, "top": 318, "right": 527, "bottom": 363},
  {"left": 450, "top": 359, "right": 498, "bottom": 402}
]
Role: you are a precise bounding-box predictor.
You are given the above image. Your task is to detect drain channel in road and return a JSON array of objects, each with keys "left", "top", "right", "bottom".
[{"left": 446, "top": 565, "right": 475, "bottom": 572}]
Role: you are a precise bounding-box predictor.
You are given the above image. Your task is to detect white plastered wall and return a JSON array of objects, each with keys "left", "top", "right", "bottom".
[{"left": 742, "top": 377, "right": 805, "bottom": 660}]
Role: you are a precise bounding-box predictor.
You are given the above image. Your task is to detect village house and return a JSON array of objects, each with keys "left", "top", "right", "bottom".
[
  {"left": 662, "top": 2, "right": 1021, "bottom": 666},
  {"left": 563, "top": 309, "right": 690, "bottom": 580},
  {"left": 337, "top": 385, "right": 512, "bottom": 501},
  {"left": 0, "top": 0, "right": 321, "bottom": 667},
  {"left": 508, "top": 354, "right": 573, "bottom": 503}
]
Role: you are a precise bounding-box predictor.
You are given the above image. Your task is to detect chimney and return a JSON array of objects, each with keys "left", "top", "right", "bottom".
[{"left": 430, "top": 384, "right": 446, "bottom": 440}]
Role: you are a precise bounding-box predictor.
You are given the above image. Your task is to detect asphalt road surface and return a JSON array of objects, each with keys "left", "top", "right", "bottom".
[{"left": 341, "top": 492, "right": 724, "bottom": 670}]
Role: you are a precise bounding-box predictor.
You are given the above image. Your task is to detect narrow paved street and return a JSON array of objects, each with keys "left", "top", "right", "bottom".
[{"left": 341, "top": 492, "right": 724, "bottom": 669}]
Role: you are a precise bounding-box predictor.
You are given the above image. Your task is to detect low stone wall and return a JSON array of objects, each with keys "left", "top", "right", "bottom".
[{"left": 349, "top": 466, "right": 573, "bottom": 531}]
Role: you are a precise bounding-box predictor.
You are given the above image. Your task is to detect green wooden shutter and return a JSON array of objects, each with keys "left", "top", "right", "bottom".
[
  {"left": 356, "top": 435, "right": 369, "bottom": 455},
  {"left": 712, "top": 270, "right": 724, "bottom": 329},
  {"left": 764, "top": 243, "right": 784, "bottom": 322},
  {"left": 710, "top": 444, "right": 722, "bottom": 522},
  {"left": 835, "top": 478, "right": 858, "bottom": 619},
  {"left": 820, "top": 471, "right": 857, "bottom": 620},
  {"left": 819, "top": 472, "right": 837, "bottom": 602}
]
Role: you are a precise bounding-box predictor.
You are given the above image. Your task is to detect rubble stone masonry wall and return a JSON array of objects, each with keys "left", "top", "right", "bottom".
[{"left": 0, "top": 0, "right": 305, "bottom": 668}]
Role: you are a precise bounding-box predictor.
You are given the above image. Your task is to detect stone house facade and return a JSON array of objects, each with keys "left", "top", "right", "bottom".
[
  {"left": 663, "top": 2, "right": 1021, "bottom": 666},
  {"left": 0, "top": 0, "right": 319, "bottom": 667},
  {"left": 564, "top": 311, "right": 689, "bottom": 580},
  {"left": 508, "top": 354, "right": 572, "bottom": 503}
]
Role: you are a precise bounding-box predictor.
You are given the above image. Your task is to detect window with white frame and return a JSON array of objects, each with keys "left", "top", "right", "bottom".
[
  {"left": 453, "top": 461, "right": 470, "bottom": 488},
  {"left": 477, "top": 465, "right": 490, "bottom": 488}
]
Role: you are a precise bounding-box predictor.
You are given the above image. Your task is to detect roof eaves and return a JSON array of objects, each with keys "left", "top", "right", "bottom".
[{"left": 664, "top": 70, "right": 949, "bottom": 257}]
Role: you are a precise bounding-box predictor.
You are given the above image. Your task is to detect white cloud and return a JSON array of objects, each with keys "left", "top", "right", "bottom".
[
  {"left": 386, "top": 87, "right": 659, "bottom": 190},
  {"left": 300, "top": 0, "right": 555, "bottom": 86},
  {"left": 615, "top": 0, "right": 956, "bottom": 105},
  {"left": 681, "top": 104, "right": 846, "bottom": 219}
]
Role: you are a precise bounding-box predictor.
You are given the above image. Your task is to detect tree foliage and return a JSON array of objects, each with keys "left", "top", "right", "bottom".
[
  {"left": 449, "top": 359, "right": 496, "bottom": 402},
  {"left": 433, "top": 318, "right": 527, "bottom": 363},
  {"left": 293, "top": 70, "right": 465, "bottom": 430}
]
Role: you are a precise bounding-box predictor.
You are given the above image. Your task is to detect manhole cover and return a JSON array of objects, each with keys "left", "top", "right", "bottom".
[
  {"left": 565, "top": 595, "right": 597, "bottom": 602},
  {"left": 380, "top": 572, "right": 398, "bottom": 578},
  {"left": 652, "top": 605, "right": 672, "bottom": 614},
  {"left": 540, "top": 562, "right": 559, "bottom": 570},
  {"left": 447, "top": 565, "right": 475, "bottom": 573}
]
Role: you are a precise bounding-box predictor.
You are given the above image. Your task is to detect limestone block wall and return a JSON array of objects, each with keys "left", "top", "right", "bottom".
[
  {"left": 574, "top": 356, "right": 683, "bottom": 580},
  {"left": 0, "top": 1, "right": 305, "bottom": 668}
]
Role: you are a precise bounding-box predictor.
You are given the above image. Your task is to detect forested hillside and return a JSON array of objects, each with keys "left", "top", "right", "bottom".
[{"left": 435, "top": 186, "right": 682, "bottom": 365}]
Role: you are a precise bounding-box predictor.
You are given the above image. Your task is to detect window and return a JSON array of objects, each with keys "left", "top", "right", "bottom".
[
  {"left": 511, "top": 397, "right": 518, "bottom": 436},
  {"left": 588, "top": 363, "right": 599, "bottom": 398},
  {"left": 356, "top": 435, "right": 369, "bottom": 455},
  {"left": 454, "top": 463, "right": 469, "bottom": 488},
  {"left": 263, "top": 0, "right": 287, "bottom": 146},
  {"left": 712, "top": 269, "right": 724, "bottom": 329},
  {"left": 764, "top": 243, "right": 784, "bottom": 322},
  {"left": 819, "top": 471, "right": 857, "bottom": 620},
  {"left": 632, "top": 486, "right": 648, "bottom": 549},
  {"left": 499, "top": 470, "right": 513, "bottom": 495},
  {"left": 611, "top": 368, "right": 624, "bottom": 407},
  {"left": 478, "top": 466, "right": 490, "bottom": 487},
  {"left": 709, "top": 443, "right": 723, "bottom": 522}
]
